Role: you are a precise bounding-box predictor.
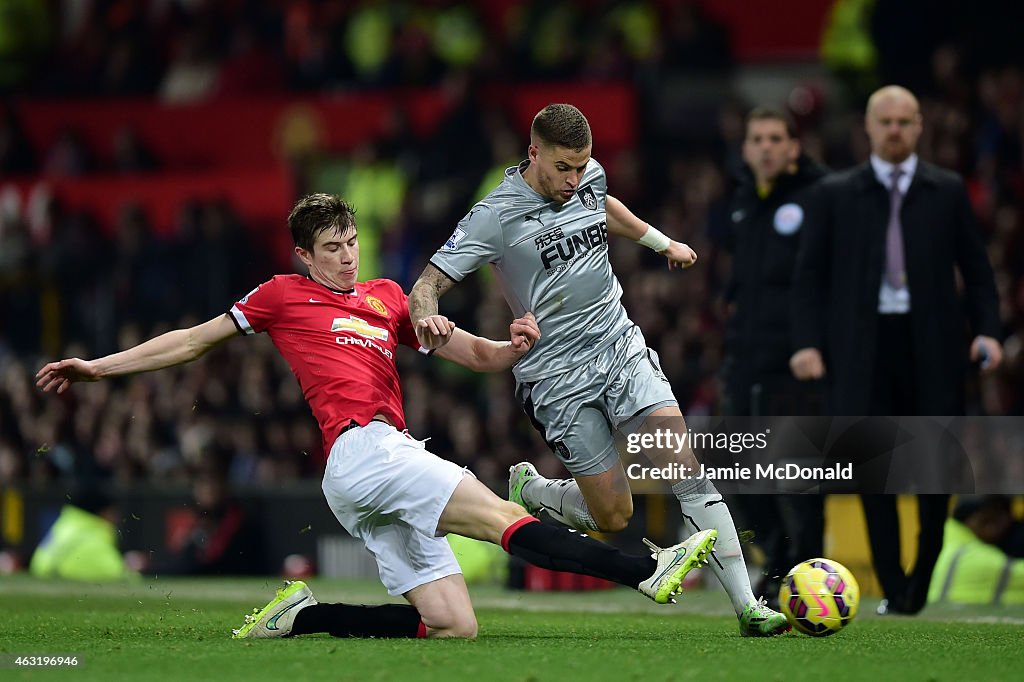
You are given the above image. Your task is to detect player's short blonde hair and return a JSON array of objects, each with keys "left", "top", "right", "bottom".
[{"left": 531, "top": 104, "right": 592, "bottom": 152}]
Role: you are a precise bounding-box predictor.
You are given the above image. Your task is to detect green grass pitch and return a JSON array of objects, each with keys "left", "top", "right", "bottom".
[{"left": 2, "top": 576, "right": 1022, "bottom": 681}]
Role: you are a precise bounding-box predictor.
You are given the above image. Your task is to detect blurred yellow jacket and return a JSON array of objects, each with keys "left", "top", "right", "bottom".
[
  {"left": 30, "top": 505, "right": 135, "bottom": 582},
  {"left": 928, "top": 519, "right": 1024, "bottom": 605}
]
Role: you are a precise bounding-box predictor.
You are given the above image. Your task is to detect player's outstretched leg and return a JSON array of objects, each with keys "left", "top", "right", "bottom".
[
  {"left": 454, "top": 474, "right": 714, "bottom": 605},
  {"left": 500, "top": 517, "right": 714, "bottom": 605},
  {"left": 232, "top": 580, "right": 427, "bottom": 639},
  {"left": 637, "top": 529, "right": 718, "bottom": 604}
]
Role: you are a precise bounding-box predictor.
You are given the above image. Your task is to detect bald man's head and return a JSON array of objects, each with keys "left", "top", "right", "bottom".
[{"left": 865, "top": 86, "right": 923, "bottom": 164}]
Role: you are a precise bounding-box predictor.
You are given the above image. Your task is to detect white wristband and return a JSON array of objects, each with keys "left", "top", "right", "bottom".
[{"left": 637, "top": 224, "right": 671, "bottom": 252}]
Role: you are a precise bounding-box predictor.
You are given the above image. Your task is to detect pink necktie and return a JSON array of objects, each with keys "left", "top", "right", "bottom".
[{"left": 884, "top": 168, "right": 906, "bottom": 288}]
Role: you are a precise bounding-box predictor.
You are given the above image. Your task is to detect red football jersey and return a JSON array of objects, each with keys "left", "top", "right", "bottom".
[{"left": 229, "top": 275, "right": 421, "bottom": 454}]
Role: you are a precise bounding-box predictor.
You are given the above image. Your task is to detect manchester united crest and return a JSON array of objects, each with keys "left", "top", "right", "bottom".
[
  {"left": 577, "top": 185, "right": 598, "bottom": 210},
  {"left": 366, "top": 295, "right": 388, "bottom": 317}
]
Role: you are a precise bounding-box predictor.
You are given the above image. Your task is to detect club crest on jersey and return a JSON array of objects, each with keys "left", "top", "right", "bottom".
[
  {"left": 365, "top": 295, "right": 389, "bottom": 317},
  {"left": 443, "top": 227, "right": 467, "bottom": 251},
  {"left": 332, "top": 315, "right": 389, "bottom": 341},
  {"left": 577, "top": 185, "right": 598, "bottom": 210}
]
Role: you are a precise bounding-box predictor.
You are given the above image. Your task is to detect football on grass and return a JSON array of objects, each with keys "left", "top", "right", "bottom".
[{"left": 779, "top": 558, "right": 860, "bottom": 636}]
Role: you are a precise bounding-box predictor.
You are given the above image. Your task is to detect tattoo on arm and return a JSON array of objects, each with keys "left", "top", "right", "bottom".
[{"left": 409, "top": 265, "right": 457, "bottom": 321}]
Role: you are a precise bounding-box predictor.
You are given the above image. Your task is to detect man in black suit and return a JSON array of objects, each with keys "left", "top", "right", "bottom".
[{"left": 790, "top": 85, "right": 1003, "bottom": 614}]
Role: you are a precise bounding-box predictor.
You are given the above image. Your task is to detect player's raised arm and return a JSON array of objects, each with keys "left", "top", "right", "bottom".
[
  {"left": 409, "top": 264, "right": 459, "bottom": 350},
  {"left": 606, "top": 195, "right": 697, "bottom": 270},
  {"left": 36, "top": 313, "right": 239, "bottom": 394},
  {"left": 434, "top": 312, "right": 540, "bottom": 372}
]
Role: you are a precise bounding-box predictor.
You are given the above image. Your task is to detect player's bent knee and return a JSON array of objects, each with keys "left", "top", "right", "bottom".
[
  {"left": 451, "top": 615, "right": 479, "bottom": 639},
  {"left": 593, "top": 509, "right": 631, "bottom": 533},
  {"left": 430, "top": 614, "right": 478, "bottom": 639}
]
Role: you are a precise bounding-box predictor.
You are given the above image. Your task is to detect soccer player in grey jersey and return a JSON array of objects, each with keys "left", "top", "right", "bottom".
[{"left": 409, "top": 104, "right": 788, "bottom": 636}]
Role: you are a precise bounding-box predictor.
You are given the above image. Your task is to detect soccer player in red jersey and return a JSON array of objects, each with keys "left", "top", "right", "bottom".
[{"left": 36, "top": 194, "right": 717, "bottom": 640}]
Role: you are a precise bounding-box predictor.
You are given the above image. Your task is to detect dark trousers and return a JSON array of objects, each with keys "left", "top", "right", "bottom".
[
  {"left": 861, "top": 494, "right": 949, "bottom": 612},
  {"left": 860, "top": 313, "right": 950, "bottom": 613}
]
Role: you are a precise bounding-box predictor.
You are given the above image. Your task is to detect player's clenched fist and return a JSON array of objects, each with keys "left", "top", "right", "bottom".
[
  {"left": 415, "top": 314, "right": 456, "bottom": 350},
  {"left": 508, "top": 312, "right": 540, "bottom": 354},
  {"left": 663, "top": 241, "right": 697, "bottom": 270}
]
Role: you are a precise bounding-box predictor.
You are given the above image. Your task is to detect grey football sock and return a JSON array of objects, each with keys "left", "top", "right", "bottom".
[{"left": 672, "top": 477, "right": 757, "bottom": 614}]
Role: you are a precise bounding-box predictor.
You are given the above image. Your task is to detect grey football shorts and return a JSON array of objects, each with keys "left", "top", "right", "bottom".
[{"left": 515, "top": 325, "right": 677, "bottom": 476}]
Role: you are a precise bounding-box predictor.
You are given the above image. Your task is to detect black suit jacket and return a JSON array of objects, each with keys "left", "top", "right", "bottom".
[{"left": 792, "top": 160, "right": 1000, "bottom": 415}]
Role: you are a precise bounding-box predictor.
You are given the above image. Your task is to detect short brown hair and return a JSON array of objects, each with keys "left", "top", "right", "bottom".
[
  {"left": 531, "top": 104, "right": 592, "bottom": 151},
  {"left": 745, "top": 106, "right": 797, "bottom": 139},
  {"left": 288, "top": 193, "right": 357, "bottom": 252}
]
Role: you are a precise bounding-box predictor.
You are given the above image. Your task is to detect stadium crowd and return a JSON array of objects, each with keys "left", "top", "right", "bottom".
[{"left": 1, "top": 0, "right": 1022, "bottom": 493}]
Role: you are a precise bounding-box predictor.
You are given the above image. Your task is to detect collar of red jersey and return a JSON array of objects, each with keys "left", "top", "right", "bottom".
[{"left": 307, "top": 275, "right": 356, "bottom": 296}]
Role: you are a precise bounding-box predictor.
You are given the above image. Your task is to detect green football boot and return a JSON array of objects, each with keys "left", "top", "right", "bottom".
[
  {"left": 739, "top": 597, "right": 792, "bottom": 637},
  {"left": 638, "top": 529, "right": 718, "bottom": 604},
  {"left": 232, "top": 580, "right": 317, "bottom": 639}
]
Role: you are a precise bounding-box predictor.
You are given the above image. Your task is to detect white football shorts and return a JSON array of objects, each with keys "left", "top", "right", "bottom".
[{"left": 322, "top": 420, "right": 467, "bottom": 596}]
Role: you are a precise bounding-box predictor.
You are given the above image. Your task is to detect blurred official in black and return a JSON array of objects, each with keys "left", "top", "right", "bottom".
[
  {"left": 721, "top": 106, "right": 828, "bottom": 607},
  {"left": 791, "top": 86, "right": 1002, "bottom": 614}
]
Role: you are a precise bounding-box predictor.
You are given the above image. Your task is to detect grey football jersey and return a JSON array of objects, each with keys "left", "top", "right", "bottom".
[{"left": 430, "top": 159, "right": 631, "bottom": 382}]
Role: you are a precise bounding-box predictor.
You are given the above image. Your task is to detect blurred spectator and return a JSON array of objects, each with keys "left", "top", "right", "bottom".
[
  {"left": 928, "top": 496, "right": 1024, "bottom": 605},
  {"left": 341, "top": 0, "right": 398, "bottom": 87},
  {"left": 0, "top": 0, "right": 52, "bottom": 90},
  {"left": 659, "top": 1, "right": 732, "bottom": 74},
  {"left": 158, "top": 27, "right": 222, "bottom": 103},
  {"left": 217, "top": 20, "right": 286, "bottom": 96},
  {"left": 42, "top": 127, "right": 95, "bottom": 176},
  {"left": 152, "top": 460, "right": 264, "bottom": 575},
  {"left": 431, "top": 1, "right": 485, "bottom": 71},
  {"left": 110, "top": 126, "right": 159, "bottom": 173},
  {"left": 29, "top": 488, "right": 137, "bottom": 581}
]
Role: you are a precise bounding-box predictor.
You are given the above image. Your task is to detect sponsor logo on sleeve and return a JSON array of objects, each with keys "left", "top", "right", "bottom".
[
  {"left": 239, "top": 285, "right": 259, "bottom": 305},
  {"left": 443, "top": 227, "right": 468, "bottom": 251}
]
